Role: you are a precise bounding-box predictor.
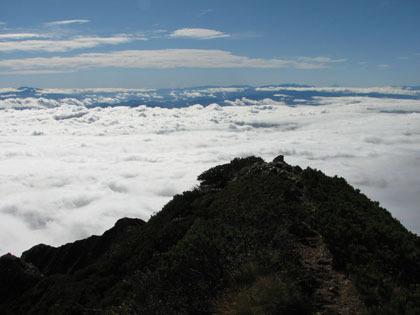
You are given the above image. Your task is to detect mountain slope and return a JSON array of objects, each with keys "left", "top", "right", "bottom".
[{"left": 0, "top": 156, "right": 419, "bottom": 314}]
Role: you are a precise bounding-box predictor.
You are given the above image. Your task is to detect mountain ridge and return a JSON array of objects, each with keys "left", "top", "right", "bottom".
[
  {"left": 1, "top": 85, "right": 419, "bottom": 110},
  {"left": 1, "top": 156, "right": 419, "bottom": 314}
]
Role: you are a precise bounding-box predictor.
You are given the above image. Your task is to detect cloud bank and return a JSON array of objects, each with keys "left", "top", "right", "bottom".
[
  {"left": 0, "top": 89, "right": 419, "bottom": 257},
  {"left": 0, "top": 49, "right": 345, "bottom": 74}
]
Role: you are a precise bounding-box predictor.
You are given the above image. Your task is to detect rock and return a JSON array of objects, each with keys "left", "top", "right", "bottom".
[{"left": 273, "top": 154, "right": 285, "bottom": 163}]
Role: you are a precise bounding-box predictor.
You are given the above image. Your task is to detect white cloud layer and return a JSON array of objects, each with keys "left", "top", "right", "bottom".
[
  {"left": 0, "top": 49, "right": 344, "bottom": 73},
  {"left": 0, "top": 91, "right": 419, "bottom": 256},
  {"left": 170, "top": 28, "right": 230, "bottom": 39}
]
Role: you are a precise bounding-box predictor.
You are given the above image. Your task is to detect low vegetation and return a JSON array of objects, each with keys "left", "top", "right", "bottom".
[{"left": 0, "top": 156, "right": 419, "bottom": 314}]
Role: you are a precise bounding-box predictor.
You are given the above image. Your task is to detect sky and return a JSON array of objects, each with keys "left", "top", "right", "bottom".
[{"left": 0, "top": 0, "right": 419, "bottom": 88}]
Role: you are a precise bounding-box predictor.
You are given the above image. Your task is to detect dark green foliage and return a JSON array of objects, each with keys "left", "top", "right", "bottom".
[
  {"left": 0, "top": 254, "right": 42, "bottom": 305},
  {"left": 197, "top": 156, "right": 263, "bottom": 188},
  {"left": 302, "top": 168, "right": 420, "bottom": 314},
  {"left": 0, "top": 156, "right": 419, "bottom": 314}
]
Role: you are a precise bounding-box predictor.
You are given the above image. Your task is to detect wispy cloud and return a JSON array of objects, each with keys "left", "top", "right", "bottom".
[
  {"left": 136, "top": 0, "right": 151, "bottom": 11},
  {"left": 197, "top": 9, "right": 213, "bottom": 17},
  {"left": 0, "top": 33, "right": 48, "bottom": 40},
  {"left": 288, "top": 56, "right": 347, "bottom": 69},
  {"left": 0, "top": 35, "right": 143, "bottom": 52},
  {"left": 297, "top": 56, "right": 348, "bottom": 63},
  {"left": 0, "top": 69, "right": 75, "bottom": 75},
  {"left": 45, "top": 19, "right": 90, "bottom": 26},
  {"left": 0, "top": 49, "right": 345, "bottom": 73},
  {"left": 377, "top": 64, "right": 390, "bottom": 70},
  {"left": 170, "top": 28, "right": 230, "bottom": 40},
  {"left": 0, "top": 22, "right": 6, "bottom": 25}
]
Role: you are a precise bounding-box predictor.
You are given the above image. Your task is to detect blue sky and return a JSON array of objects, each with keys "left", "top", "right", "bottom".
[{"left": 0, "top": 0, "right": 419, "bottom": 88}]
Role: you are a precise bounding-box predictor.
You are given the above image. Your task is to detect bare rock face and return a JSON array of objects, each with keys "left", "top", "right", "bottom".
[{"left": 0, "top": 156, "right": 419, "bottom": 315}]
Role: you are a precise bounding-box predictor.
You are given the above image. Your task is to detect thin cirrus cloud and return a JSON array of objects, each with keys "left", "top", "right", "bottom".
[
  {"left": 44, "top": 19, "right": 90, "bottom": 26},
  {"left": 169, "top": 28, "right": 230, "bottom": 39},
  {"left": 197, "top": 9, "right": 213, "bottom": 17},
  {"left": 0, "top": 35, "right": 144, "bottom": 52},
  {"left": 0, "top": 49, "right": 345, "bottom": 73},
  {"left": 0, "top": 33, "right": 48, "bottom": 40},
  {"left": 297, "top": 56, "right": 348, "bottom": 63}
]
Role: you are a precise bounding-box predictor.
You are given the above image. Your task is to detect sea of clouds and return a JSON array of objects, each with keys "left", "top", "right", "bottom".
[{"left": 1, "top": 88, "right": 420, "bottom": 256}]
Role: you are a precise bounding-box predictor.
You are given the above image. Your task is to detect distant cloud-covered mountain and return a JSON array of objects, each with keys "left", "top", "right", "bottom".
[{"left": 1, "top": 85, "right": 419, "bottom": 110}]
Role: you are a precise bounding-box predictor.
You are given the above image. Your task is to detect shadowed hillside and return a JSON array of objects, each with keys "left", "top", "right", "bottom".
[{"left": 1, "top": 156, "right": 419, "bottom": 314}]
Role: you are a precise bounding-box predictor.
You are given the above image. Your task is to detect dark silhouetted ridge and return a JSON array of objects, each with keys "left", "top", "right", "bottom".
[
  {"left": 21, "top": 217, "right": 145, "bottom": 275},
  {"left": 0, "top": 156, "right": 419, "bottom": 314}
]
